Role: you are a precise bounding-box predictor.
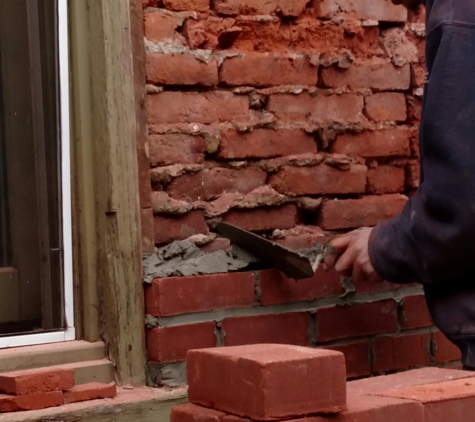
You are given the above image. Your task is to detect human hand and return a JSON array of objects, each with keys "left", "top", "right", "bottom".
[
  {"left": 388, "top": 0, "right": 424, "bottom": 11},
  {"left": 322, "top": 228, "right": 384, "bottom": 284}
]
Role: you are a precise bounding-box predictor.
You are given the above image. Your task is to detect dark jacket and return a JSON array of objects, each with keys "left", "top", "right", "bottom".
[{"left": 368, "top": 0, "right": 475, "bottom": 368}]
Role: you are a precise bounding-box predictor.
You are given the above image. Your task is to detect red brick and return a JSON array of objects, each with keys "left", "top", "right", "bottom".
[
  {"left": 375, "top": 377, "right": 475, "bottom": 422},
  {"left": 146, "top": 273, "right": 256, "bottom": 316},
  {"left": 214, "top": 0, "right": 308, "bottom": 16},
  {"left": 0, "top": 391, "right": 63, "bottom": 412},
  {"left": 318, "top": 194, "right": 407, "bottom": 230},
  {"left": 63, "top": 382, "right": 117, "bottom": 404},
  {"left": 222, "top": 204, "right": 299, "bottom": 232},
  {"left": 144, "top": 12, "right": 178, "bottom": 43},
  {"left": 352, "top": 279, "right": 407, "bottom": 294},
  {"left": 267, "top": 93, "right": 363, "bottom": 123},
  {"left": 331, "top": 128, "right": 411, "bottom": 158},
  {"left": 149, "top": 134, "right": 206, "bottom": 167},
  {"left": 401, "top": 295, "right": 432, "bottom": 330},
  {"left": 218, "top": 129, "right": 317, "bottom": 160},
  {"left": 222, "top": 313, "right": 310, "bottom": 346},
  {"left": 316, "top": 300, "right": 398, "bottom": 342},
  {"left": 324, "top": 341, "right": 370, "bottom": 379},
  {"left": 166, "top": 167, "right": 266, "bottom": 202},
  {"left": 171, "top": 403, "right": 227, "bottom": 422},
  {"left": 365, "top": 93, "right": 407, "bottom": 122},
  {"left": 199, "top": 237, "right": 231, "bottom": 253},
  {"left": 187, "top": 344, "right": 346, "bottom": 419},
  {"left": 163, "top": 0, "right": 209, "bottom": 12},
  {"left": 433, "top": 331, "right": 461, "bottom": 364},
  {"left": 148, "top": 91, "right": 248, "bottom": 125},
  {"left": 0, "top": 367, "right": 74, "bottom": 396},
  {"left": 220, "top": 55, "right": 317, "bottom": 87},
  {"left": 146, "top": 54, "right": 218, "bottom": 86},
  {"left": 316, "top": 0, "right": 407, "bottom": 21},
  {"left": 367, "top": 166, "right": 405, "bottom": 194},
  {"left": 321, "top": 61, "right": 411, "bottom": 90},
  {"left": 373, "top": 333, "right": 431, "bottom": 373},
  {"left": 147, "top": 323, "right": 216, "bottom": 363},
  {"left": 258, "top": 268, "right": 342, "bottom": 306},
  {"left": 182, "top": 20, "right": 207, "bottom": 49},
  {"left": 268, "top": 164, "right": 366, "bottom": 196},
  {"left": 154, "top": 211, "right": 208, "bottom": 245}
]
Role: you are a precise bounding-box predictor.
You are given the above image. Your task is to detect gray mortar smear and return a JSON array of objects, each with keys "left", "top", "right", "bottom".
[{"left": 143, "top": 239, "right": 330, "bottom": 282}]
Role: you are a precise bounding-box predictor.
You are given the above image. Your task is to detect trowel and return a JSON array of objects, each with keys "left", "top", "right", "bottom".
[{"left": 216, "top": 222, "right": 334, "bottom": 280}]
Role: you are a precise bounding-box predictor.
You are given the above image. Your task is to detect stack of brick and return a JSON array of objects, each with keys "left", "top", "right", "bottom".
[
  {"left": 170, "top": 344, "right": 475, "bottom": 422},
  {"left": 0, "top": 366, "right": 116, "bottom": 412}
]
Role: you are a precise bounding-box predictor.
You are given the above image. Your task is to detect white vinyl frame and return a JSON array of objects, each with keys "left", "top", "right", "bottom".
[{"left": 0, "top": 0, "right": 75, "bottom": 348}]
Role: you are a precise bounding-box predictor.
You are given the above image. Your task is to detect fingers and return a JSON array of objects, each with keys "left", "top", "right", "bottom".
[{"left": 334, "top": 245, "right": 358, "bottom": 274}]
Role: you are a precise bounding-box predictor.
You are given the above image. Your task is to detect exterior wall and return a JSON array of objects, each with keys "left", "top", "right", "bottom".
[{"left": 139, "top": 0, "right": 461, "bottom": 386}]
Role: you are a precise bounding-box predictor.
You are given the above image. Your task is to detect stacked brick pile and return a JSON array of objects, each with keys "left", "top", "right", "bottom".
[
  {"left": 0, "top": 366, "right": 116, "bottom": 412},
  {"left": 171, "top": 344, "right": 475, "bottom": 422},
  {"left": 140, "top": 0, "right": 459, "bottom": 386}
]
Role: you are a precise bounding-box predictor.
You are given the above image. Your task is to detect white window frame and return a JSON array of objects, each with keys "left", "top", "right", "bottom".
[{"left": 0, "top": 0, "right": 75, "bottom": 348}]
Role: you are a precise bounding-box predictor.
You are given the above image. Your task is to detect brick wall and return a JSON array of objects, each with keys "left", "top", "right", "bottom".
[{"left": 139, "top": 0, "right": 461, "bottom": 386}]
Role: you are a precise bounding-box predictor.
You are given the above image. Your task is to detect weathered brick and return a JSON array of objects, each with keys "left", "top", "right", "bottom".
[
  {"left": 401, "top": 295, "right": 432, "bottom": 330},
  {"left": 187, "top": 344, "right": 346, "bottom": 419},
  {"left": 433, "top": 331, "right": 461, "bottom": 364},
  {"left": 0, "top": 391, "right": 63, "bottom": 412},
  {"left": 267, "top": 93, "right": 363, "bottom": 123},
  {"left": 146, "top": 54, "right": 218, "bottom": 86},
  {"left": 147, "top": 323, "right": 216, "bottom": 363},
  {"left": 315, "top": 0, "right": 407, "bottom": 22},
  {"left": 218, "top": 129, "right": 317, "bottom": 159},
  {"left": 220, "top": 55, "right": 317, "bottom": 87},
  {"left": 144, "top": 12, "right": 178, "bottom": 43},
  {"left": 318, "top": 194, "right": 407, "bottom": 230},
  {"left": 63, "top": 382, "right": 117, "bottom": 404},
  {"left": 258, "top": 268, "right": 342, "bottom": 306},
  {"left": 145, "top": 273, "right": 256, "bottom": 316},
  {"left": 154, "top": 211, "right": 209, "bottom": 244},
  {"left": 148, "top": 91, "right": 248, "bottom": 124},
  {"left": 352, "top": 279, "right": 407, "bottom": 294},
  {"left": 171, "top": 403, "right": 227, "bottom": 422},
  {"left": 163, "top": 0, "right": 209, "bottom": 12},
  {"left": 222, "top": 313, "right": 310, "bottom": 346},
  {"left": 321, "top": 61, "right": 411, "bottom": 90},
  {"left": 149, "top": 134, "right": 206, "bottom": 167},
  {"left": 214, "top": 0, "right": 308, "bottom": 16},
  {"left": 222, "top": 204, "right": 299, "bottom": 232},
  {"left": 323, "top": 341, "right": 370, "bottom": 379},
  {"left": 373, "top": 333, "right": 431, "bottom": 373},
  {"left": 165, "top": 167, "right": 267, "bottom": 201},
  {"left": 316, "top": 300, "right": 398, "bottom": 342},
  {"left": 0, "top": 367, "right": 74, "bottom": 396},
  {"left": 365, "top": 93, "right": 407, "bottom": 122},
  {"left": 367, "top": 166, "right": 405, "bottom": 194},
  {"left": 268, "top": 164, "right": 367, "bottom": 196},
  {"left": 331, "top": 128, "right": 411, "bottom": 157}
]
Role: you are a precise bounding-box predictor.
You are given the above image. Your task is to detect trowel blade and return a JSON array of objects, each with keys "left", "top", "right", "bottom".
[{"left": 216, "top": 222, "right": 315, "bottom": 279}]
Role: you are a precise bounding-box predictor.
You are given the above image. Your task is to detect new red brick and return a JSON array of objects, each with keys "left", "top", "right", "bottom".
[
  {"left": 148, "top": 91, "right": 248, "bottom": 125},
  {"left": 323, "top": 341, "right": 370, "bottom": 379},
  {"left": 321, "top": 61, "right": 411, "bottom": 90},
  {"left": 0, "top": 391, "right": 63, "bottom": 412},
  {"left": 365, "top": 92, "right": 407, "bottom": 122},
  {"left": 0, "top": 367, "right": 74, "bottom": 396},
  {"left": 146, "top": 54, "right": 218, "bottom": 86},
  {"left": 267, "top": 93, "right": 363, "bottom": 123},
  {"left": 149, "top": 134, "right": 206, "bottom": 167},
  {"left": 367, "top": 166, "right": 405, "bottom": 194},
  {"left": 222, "top": 313, "right": 310, "bottom": 346},
  {"left": 433, "top": 331, "right": 461, "bottom": 364},
  {"left": 220, "top": 55, "right": 317, "bottom": 87},
  {"left": 146, "top": 273, "right": 256, "bottom": 316},
  {"left": 331, "top": 128, "right": 411, "bottom": 157},
  {"left": 318, "top": 194, "right": 407, "bottom": 230},
  {"left": 258, "top": 268, "right": 342, "bottom": 306},
  {"left": 401, "top": 295, "right": 432, "bottom": 330},
  {"left": 316, "top": 300, "right": 398, "bottom": 342},
  {"left": 166, "top": 167, "right": 267, "bottom": 201},
  {"left": 316, "top": 0, "right": 407, "bottom": 21},
  {"left": 373, "top": 333, "right": 431, "bottom": 373},
  {"left": 147, "top": 323, "right": 216, "bottom": 363},
  {"left": 187, "top": 344, "right": 346, "bottom": 419},
  {"left": 63, "top": 382, "right": 117, "bottom": 404},
  {"left": 218, "top": 129, "right": 317, "bottom": 159},
  {"left": 171, "top": 403, "right": 227, "bottom": 422},
  {"left": 222, "top": 204, "right": 299, "bottom": 232},
  {"left": 163, "top": 0, "right": 209, "bottom": 12},
  {"left": 144, "top": 12, "right": 179, "bottom": 43},
  {"left": 154, "top": 211, "right": 209, "bottom": 245},
  {"left": 214, "top": 0, "right": 308, "bottom": 16},
  {"left": 268, "top": 164, "right": 367, "bottom": 196}
]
